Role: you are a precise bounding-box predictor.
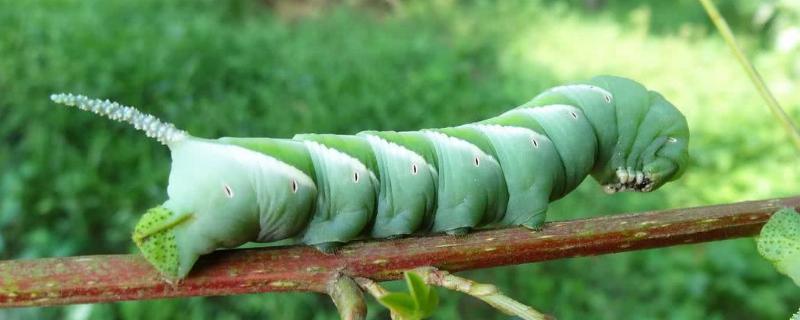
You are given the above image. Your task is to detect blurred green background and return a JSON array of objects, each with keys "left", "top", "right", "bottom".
[{"left": 1, "top": 0, "right": 799, "bottom": 319}]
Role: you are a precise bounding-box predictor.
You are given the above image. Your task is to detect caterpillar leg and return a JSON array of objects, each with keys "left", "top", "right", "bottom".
[
  {"left": 604, "top": 162, "right": 677, "bottom": 193},
  {"left": 445, "top": 227, "right": 471, "bottom": 236},
  {"left": 521, "top": 212, "right": 547, "bottom": 231},
  {"left": 315, "top": 242, "right": 343, "bottom": 254}
]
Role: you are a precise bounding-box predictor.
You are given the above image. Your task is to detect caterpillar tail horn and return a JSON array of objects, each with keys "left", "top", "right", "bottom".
[{"left": 50, "top": 93, "right": 188, "bottom": 145}]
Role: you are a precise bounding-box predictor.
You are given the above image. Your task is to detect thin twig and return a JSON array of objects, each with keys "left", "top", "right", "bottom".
[
  {"left": 355, "top": 277, "right": 399, "bottom": 320},
  {"left": 0, "top": 196, "right": 798, "bottom": 307},
  {"left": 698, "top": 0, "right": 800, "bottom": 151},
  {"left": 414, "top": 267, "right": 550, "bottom": 320},
  {"left": 328, "top": 275, "right": 367, "bottom": 320}
]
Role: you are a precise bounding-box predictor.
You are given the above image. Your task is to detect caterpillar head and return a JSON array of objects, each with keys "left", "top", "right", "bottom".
[
  {"left": 50, "top": 94, "right": 316, "bottom": 280},
  {"left": 588, "top": 76, "right": 690, "bottom": 193}
]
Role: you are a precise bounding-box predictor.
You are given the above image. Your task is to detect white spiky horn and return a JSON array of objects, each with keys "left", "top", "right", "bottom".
[{"left": 50, "top": 93, "right": 188, "bottom": 145}]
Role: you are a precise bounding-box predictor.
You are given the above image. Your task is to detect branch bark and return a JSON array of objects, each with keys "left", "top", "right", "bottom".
[{"left": 1, "top": 196, "right": 798, "bottom": 308}]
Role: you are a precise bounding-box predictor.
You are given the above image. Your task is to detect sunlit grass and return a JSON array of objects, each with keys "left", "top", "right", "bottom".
[{"left": 500, "top": 6, "right": 799, "bottom": 206}]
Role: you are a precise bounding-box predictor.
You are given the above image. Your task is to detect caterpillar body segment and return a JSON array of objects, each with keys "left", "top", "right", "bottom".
[
  {"left": 298, "top": 140, "right": 378, "bottom": 248},
  {"left": 360, "top": 134, "right": 438, "bottom": 239},
  {"left": 421, "top": 130, "right": 508, "bottom": 233},
  {"left": 52, "top": 75, "right": 690, "bottom": 280},
  {"left": 507, "top": 105, "right": 598, "bottom": 198},
  {"left": 468, "top": 124, "right": 559, "bottom": 228},
  {"left": 220, "top": 137, "right": 317, "bottom": 178}
]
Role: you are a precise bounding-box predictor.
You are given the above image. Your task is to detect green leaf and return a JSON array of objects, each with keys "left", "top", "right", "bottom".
[
  {"left": 756, "top": 208, "right": 800, "bottom": 286},
  {"left": 378, "top": 293, "right": 417, "bottom": 319},
  {"left": 376, "top": 271, "right": 440, "bottom": 320},
  {"left": 420, "top": 286, "right": 439, "bottom": 317},
  {"left": 404, "top": 272, "right": 427, "bottom": 309},
  {"left": 404, "top": 271, "right": 439, "bottom": 318}
]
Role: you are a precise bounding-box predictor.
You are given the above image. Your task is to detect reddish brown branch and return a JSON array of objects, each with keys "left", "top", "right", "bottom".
[{"left": 1, "top": 196, "right": 798, "bottom": 308}]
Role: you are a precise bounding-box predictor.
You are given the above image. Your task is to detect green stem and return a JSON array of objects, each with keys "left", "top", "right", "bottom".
[
  {"left": 328, "top": 275, "right": 367, "bottom": 320},
  {"left": 698, "top": 0, "right": 800, "bottom": 151},
  {"left": 414, "top": 267, "right": 551, "bottom": 320},
  {"left": 354, "top": 277, "right": 400, "bottom": 320}
]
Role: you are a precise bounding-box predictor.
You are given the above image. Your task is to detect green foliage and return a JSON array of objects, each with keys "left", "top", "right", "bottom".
[
  {"left": 757, "top": 208, "right": 800, "bottom": 286},
  {"left": 0, "top": 0, "right": 798, "bottom": 319},
  {"left": 377, "top": 272, "right": 439, "bottom": 320}
]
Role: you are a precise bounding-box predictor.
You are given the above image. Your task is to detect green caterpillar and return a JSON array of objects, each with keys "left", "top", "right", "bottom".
[{"left": 51, "top": 75, "right": 689, "bottom": 280}]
